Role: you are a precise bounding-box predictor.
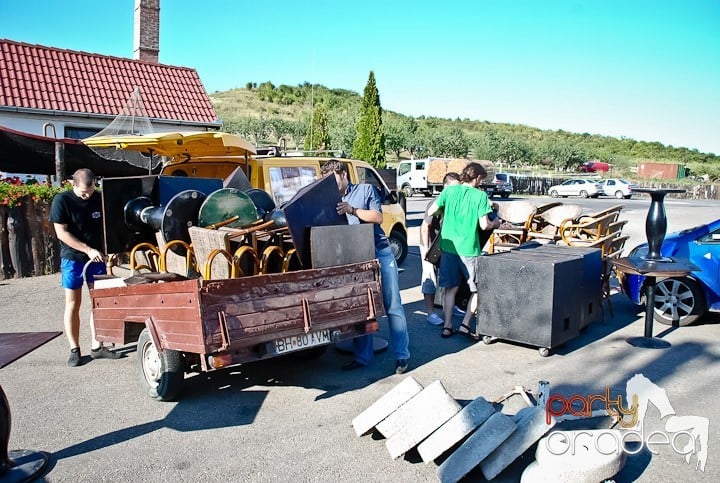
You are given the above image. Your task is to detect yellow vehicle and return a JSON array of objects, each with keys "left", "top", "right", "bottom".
[
  {"left": 83, "top": 133, "right": 408, "bottom": 264},
  {"left": 162, "top": 150, "right": 408, "bottom": 264}
]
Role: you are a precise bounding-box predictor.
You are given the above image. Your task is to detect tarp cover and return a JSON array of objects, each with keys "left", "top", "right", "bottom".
[{"left": 0, "top": 125, "right": 154, "bottom": 177}]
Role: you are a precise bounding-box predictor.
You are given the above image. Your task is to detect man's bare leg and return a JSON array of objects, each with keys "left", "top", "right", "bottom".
[
  {"left": 63, "top": 288, "right": 82, "bottom": 349},
  {"left": 459, "top": 293, "right": 477, "bottom": 334}
]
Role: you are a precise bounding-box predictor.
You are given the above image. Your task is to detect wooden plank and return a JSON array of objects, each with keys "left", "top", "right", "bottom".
[
  {"left": 199, "top": 291, "right": 384, "bottom": 351},
  {"left": 92, "top": 307, "right": 199, "bottom": 323},
  {"left": 201, "top": 281, "right": 379, "bottom": 317},
  {"left": 200, "top": 261, "right": 380, "bottom": 298},
  {"left": 201, "top": 271, "right": 379, "bottom": 307}
]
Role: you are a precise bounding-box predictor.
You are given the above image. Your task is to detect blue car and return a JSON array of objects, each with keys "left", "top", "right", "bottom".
[{"left": 620, "top": 218, "right": 720, "bottom": 326}]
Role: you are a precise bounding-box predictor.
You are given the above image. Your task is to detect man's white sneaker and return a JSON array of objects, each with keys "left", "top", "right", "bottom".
[{"left": 427, "top": 313, "right": 444, "bottom": 325}]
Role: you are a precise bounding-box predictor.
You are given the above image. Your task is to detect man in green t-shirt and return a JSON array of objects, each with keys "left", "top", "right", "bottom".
[{"left": 427, "top": 162, "right": 501, "bottom": 339}]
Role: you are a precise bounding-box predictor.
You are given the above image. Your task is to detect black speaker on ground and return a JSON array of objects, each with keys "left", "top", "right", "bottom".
[
  {"left": 476, "top": 245, "right": 601, "bottom": 352},
  {"left": 516, "top": 244, "right": 603, "bottom": 329}
]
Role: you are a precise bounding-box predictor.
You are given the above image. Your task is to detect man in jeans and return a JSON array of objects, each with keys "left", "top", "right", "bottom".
[
  {"left": 321, "top": 160, "right": 410, "bottom": 374},
  {"left": 50, "top": 168, "right": 122, "bottom": 366}
]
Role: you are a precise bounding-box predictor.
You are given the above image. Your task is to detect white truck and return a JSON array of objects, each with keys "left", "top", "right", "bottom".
[{"left": 396, "top": 158, "right": 495, "bottom": 197}]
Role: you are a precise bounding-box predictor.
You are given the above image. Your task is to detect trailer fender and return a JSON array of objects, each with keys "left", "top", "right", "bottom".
[{"left": 144, "top": 316, "right": 163, "bottom": 353}]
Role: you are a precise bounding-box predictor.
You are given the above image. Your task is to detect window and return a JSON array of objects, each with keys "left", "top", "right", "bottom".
[
  {"left": 414, "top": 161, "right": 426, "bottom": 170},
  {"left": 267, "top": 166, "right": 318, "bottom": 205},
  {"left": 64, "top": 126, "right": 101, "bottom": 139},
  {"left": 698, "top": 227, "right": 720, "bottom": 243},
  {"left": 397, "top": 163, "right": 411, "bottom": 176},
  {"left": 356, "top": 167, "right": 388, "bottom": 202}
]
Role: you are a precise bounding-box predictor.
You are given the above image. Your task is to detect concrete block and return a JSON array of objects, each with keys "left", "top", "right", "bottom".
[
  {"left": 352, "top": 376, "right": 424, "bottom": 436},
  {"left": 385, "top": 390, "right": 461, "bottom": 459},
  {"left": 520, "top": 429, "right": 627, "bottom": 482},
  {"left": 437, "top": 411, "right": 517, "bottom": 483},
  {"left": 375, "top": 380, "right": 455, "bottom": 438},
  {"left": 480, "top": 406, "right": 556, "bottom": 481},
  {"left": 417, "top": 396, "right": 496, "bottom": 463}
]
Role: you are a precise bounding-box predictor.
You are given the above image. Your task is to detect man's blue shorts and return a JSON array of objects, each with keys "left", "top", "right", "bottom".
[
  {"left": 61, "top": 259, "right": 106, "bottom": 290},
  {"left": 438, "top": 252, "right": 478, "bottom": 292}
]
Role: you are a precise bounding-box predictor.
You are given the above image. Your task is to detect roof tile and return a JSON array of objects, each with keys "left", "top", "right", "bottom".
[{"left": 0, "top": 39, "right": 218, "bottom": 124}]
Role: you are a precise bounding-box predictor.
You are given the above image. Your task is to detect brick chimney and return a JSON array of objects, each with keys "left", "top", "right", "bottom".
[{"left": 133, "top": 0, "right": 160, "bottom": 63}]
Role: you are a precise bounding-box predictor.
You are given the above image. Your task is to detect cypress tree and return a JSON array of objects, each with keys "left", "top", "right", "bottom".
[{"left": 353, "top": 71, "right": 386, "bottom": 167}]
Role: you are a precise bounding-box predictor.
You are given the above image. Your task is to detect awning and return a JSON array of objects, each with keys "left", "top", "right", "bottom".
[{"left": 0, "top": 125, "right": 152, "bottom": 177}]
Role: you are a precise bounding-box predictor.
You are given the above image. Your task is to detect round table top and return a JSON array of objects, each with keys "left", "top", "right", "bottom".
[{"left": 633, "top": 187, "right": 686, "bottom": 194}]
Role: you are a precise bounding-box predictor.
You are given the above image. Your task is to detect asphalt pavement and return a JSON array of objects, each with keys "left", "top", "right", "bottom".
[{"left": 1, "top": 194, "right": 718, "bottom": 482}]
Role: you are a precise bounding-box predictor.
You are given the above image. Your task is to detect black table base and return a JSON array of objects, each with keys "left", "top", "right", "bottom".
[
  {"left": 618, "top": 188, "right": 693, "bottom": 350},
  {"left": 0, "top": 449, "right": 49, "bottom": 483},
  {"left": 1, "top": 332, "right": 61, "bottom": 482},
  {"left": 627, "top": 336, "right": 672, "bottom": 349}
]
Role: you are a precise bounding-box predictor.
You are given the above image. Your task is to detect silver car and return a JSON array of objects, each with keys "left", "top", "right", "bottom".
[
  {"left": 599, "top": 178, "right": 636, "bottom": 199},
  {"left": 547, "top": 179, "right": 602, "bottom": 198}
]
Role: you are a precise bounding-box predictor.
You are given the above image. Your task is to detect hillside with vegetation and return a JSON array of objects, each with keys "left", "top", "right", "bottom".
[{"left": 210, "top": 81, "right": 719, "bottom": 180}]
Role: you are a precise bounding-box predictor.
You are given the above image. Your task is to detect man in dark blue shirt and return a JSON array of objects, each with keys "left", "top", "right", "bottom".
[
  {"left": 321, "top": 160, "right": 410, "bottom": 374},
  {"left": 50, "top": 168, "right": 121, "bottom": 367}
]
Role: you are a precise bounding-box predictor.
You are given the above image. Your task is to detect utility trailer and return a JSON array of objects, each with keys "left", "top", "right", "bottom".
[{"left": 91, "top": 260, "right": 383, "bottom": 401}]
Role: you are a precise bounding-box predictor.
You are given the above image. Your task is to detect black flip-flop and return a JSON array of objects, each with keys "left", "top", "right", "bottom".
[
  {"left": 441, "top": 327, "right": 455, "bottom": 338},
  {"left": 458, "top": 323, "right": 480, "bottom": 341}
]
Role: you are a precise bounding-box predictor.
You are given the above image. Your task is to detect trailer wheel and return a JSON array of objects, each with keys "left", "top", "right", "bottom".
[{"left": 137, "top": 328, "right": 184, "bottom": 401}]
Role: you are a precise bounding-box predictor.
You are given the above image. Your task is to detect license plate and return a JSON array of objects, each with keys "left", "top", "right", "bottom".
[{"left": 272, "top": 329, "right": 332, "bottom": 355}]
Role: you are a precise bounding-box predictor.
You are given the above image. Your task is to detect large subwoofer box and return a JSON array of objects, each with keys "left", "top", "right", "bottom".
[
  {"left": 517, "top": 244, "right": 603, "bottom": 329},
  {"left": 476, "top": 244, "right": 602, "bottom": 352}
]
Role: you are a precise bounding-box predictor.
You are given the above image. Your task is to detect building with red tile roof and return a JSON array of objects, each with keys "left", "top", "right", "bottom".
[{"left": 0, "top": 38, "right": 221, "bottom": 140}]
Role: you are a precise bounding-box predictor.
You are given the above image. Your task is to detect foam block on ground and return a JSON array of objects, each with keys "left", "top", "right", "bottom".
[
  {"left": 385, "top": 389, "right": 461, "bottom": 459},
  {"left": 351, "top": 376, "right": 424, "bottom": 437},
  {"left": 375, "top": 381, "right": 454, "bottom": 438},
  {"left": 417, "top": 396, "right": 496, "bottom": 463},
  {"left": 437, "top": 411, "right": 517, "bottom": 483},
  {"left": 480, "top": 406, "right": 556, "bottom": 480}
]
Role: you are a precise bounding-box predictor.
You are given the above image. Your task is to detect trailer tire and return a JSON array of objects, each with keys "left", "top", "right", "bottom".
[{"left": 137, "top": 328, "right": 184, "bottom": 401}]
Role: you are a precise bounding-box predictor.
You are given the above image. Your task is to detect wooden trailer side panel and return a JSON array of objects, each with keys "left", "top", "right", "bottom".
[
  {"left": 91, "top": 279, "right": 206, "bottom": 353},
  {"left": 199, "top": 261, "right": 384, "bottom": 352}
]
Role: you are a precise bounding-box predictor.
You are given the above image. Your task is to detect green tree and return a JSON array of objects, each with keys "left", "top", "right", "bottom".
[
  {"left": 444, "top": 127, "right": 470, "bottom": 158},
  {"left": 304, "top": 104, "right": 330, "bottom": 151},
  {"left": 383, "top": 115, "right": 410, "bottom": 161},
  {"left": 287, "top": 117, "right": 308, "bottom": 149},
  {"left": 328, "top": 111, "right": 356, "bottom": 153},
  {"left": 353, "top": 71, "right": 386, "bottom": 167}
]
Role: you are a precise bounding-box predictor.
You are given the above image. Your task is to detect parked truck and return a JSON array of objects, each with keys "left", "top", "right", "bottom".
[{"left": 396, "top": 158, "right": 495, "bottom": 197}]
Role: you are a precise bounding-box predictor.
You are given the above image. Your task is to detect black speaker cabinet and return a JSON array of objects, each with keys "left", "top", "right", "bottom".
[
  {"left": 476, "top": 245, "right": 602, "bottom": 352},
  {"left": 517, "top": 244, "right": 603, "bottom": 329}
]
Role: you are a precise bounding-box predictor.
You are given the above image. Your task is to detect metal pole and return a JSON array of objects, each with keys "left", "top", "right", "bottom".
[
  {"left": 643, "top": 277, "right": 656, "bottom": 338},
  {"left": 54, "top": 142, "right": 65, "bottom": 184}
]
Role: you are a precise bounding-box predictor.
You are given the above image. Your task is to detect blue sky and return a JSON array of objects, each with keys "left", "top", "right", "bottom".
[{"left": 2, "top": 0, "right": 719, "bottom": 155}]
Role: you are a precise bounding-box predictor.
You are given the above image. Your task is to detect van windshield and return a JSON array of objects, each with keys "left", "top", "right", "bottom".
[{"left": 268, "top": 166, "right": 318, "bottom": 205}]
